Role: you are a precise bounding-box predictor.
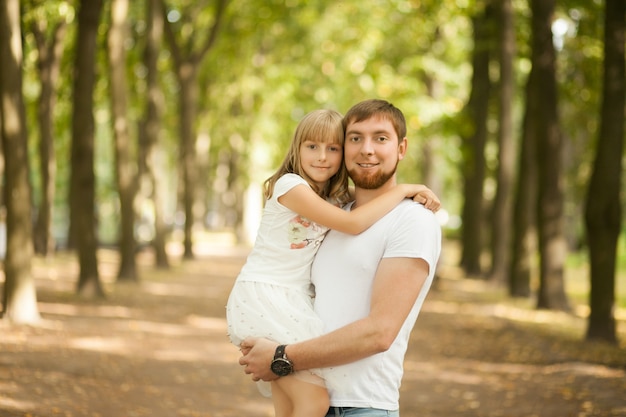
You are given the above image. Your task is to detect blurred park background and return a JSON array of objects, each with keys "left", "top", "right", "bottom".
[{"left": 0, "top": 0, "right": 624, "bottom": 348}]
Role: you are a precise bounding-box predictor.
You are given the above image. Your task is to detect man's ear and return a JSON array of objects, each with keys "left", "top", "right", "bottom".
[{"left": 397, "top": 137, "right": 408, "bottom": 160}]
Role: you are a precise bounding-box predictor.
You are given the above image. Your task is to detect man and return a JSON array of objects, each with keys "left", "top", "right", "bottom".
[{"left": 239, "top": 99, "right": 442, "bottom": 416}]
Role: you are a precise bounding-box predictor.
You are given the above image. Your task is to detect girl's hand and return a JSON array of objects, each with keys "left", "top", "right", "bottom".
[{"left": 402, "top": 184, "right": 441, "bottom": 212}]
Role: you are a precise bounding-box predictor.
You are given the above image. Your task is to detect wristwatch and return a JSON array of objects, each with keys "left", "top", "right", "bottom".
[{"left": 270, "top": 344, "right": 294, "bottom": 376}]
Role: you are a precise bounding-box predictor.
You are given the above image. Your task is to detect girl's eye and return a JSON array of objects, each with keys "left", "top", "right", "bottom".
[{"left": 328, "top": 146, "right": 341, "bottom": 152}]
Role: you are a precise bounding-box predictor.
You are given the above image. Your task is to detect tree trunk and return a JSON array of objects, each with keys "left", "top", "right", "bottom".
[
  {"left": 420, "top": 69, "right": 445, "bottom": 202},
  {"left": 70, "top": 0, "right": 104, "bottom": 298},
  {"left": 509, "top": 72, "right": 537, "bottom": 298},
  {"left": 226, "top": 143, "right": 246, "bottom": 243},
  {"left": 161, "top": 0, "right": 228, "bottom": 260},
  {"left": 140, "top": 0, "right": 169, "bottom": 268},
  {"left": 31, "top": 20, "right": 67, "bottom": 256},
  {"left": 179, "top": 68, "right": 198, "bottom": 259},
  {"left": 530, "top": 0, "right": 569, "bottom": 311},
  {"left": 108, "top": 0, "right": 138, "bottom": 281},
  {"left": 489, "top": 0, "right": 516, "bottom": 284},
  {"left": 584, "top": 0, "right": 624, "bottom": 344},
  {"left": 0, "top": 0, "right": 40, "bottom": 323},
  {"left": 459, "top": 5, "right": 493, "bottom": 277}
]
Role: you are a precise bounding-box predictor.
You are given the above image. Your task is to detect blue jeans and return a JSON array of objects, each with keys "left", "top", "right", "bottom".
[{"left": 326, "top": 407, "right": 400, "bottom": 417}]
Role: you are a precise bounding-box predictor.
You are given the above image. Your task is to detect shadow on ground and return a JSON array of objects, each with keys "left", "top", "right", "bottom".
[{"left": 1, "top": 243, "right": 625, "bottom": 417}]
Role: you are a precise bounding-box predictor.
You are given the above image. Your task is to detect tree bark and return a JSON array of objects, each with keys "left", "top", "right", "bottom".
[
  {"left": 179, "top": 67, "right": 198, "bottom": 259},
  {"left": 70, "top": 0, "right": 105, "bottom": 298},
  {"left": 584, "top": 0, "right": 624, "bottom": 344},
  {"left": 161, "top": 0, "right": 228, "bottom": 259},
  {"left": 489, "top": 0, "right": 516, "bottom": 284},
  {"left": 0, "top": 0, "right": 40, "bottom": 323},
  {"left": 140, "top": 0, "right": 169, "bottom": 268},
  {"left": 509, "top": 71, "right": 537, "bottom": 298},
  {"left": 530, "top": 0, "right": 569, "bottom": 311},
  {"left": 108, "top": 0, "right": 138, "bottom": 281},
  {"left": 459, "top": 4, "right": 493, "bottom": 277},
  {"left": 31, "top": 19, "right": 67, "bottom": 256}
]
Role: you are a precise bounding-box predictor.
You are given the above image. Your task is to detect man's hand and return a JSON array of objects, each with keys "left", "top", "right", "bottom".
[{"left": 238, "top": 337, "right": 280, "bottom": 382}]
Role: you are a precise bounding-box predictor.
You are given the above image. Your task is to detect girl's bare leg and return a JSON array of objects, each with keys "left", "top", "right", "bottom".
[
  {"left": 273, "top": 375, "right": 329, "bottom": 417},
  {"left": 271, "top": 380, "right": 294, "bottom": 417}
]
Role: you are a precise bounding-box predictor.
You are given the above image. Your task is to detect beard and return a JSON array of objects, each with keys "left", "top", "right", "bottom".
[{"left": 348, "top": 163, "right": 398, "bottom": 190}]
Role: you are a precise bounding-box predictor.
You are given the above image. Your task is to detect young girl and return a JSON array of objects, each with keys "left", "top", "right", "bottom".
[{"left": 226, "top": 109, "right": 439, "bottom": 417}]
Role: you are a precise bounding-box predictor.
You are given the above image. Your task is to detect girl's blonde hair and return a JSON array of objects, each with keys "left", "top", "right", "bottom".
[{"left": 264, "top": 109, "right": 350, "bottom": 205}]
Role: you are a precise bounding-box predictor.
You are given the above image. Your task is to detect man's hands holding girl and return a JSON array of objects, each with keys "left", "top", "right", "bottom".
[{"left": 239, "top": 337, "right": 279, "bottom": 382}]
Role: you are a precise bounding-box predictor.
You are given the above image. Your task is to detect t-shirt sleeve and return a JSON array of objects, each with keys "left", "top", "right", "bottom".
[{"left": 384, "top": 203, "right": 442, "bottom": 272}]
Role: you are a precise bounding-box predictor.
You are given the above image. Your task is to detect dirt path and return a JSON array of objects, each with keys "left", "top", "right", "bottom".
[{"left": 1, "top": 244, "right": 625, "bottom": 417}]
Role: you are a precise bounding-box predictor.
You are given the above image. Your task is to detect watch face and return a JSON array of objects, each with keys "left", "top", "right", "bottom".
[{"left": 271, "top": 358, "right": 293, "bottom": 376}]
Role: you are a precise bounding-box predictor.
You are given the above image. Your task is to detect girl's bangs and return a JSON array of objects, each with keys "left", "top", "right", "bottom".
[{"left": 311, "top": 122, "right": 343, "bottom": 145}]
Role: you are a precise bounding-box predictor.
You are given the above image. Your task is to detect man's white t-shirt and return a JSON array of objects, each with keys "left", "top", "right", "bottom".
[{"left": 311, "top": 199, "right": 441, "bottom": 410}]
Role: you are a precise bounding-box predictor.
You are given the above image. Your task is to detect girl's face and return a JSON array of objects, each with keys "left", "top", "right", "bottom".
[{"left": 299, "top": 140, "right": 343, "bottom": 189}]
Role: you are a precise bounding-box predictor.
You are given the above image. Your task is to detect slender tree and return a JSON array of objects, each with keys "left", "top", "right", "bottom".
[
  {"left": 531, "top": 0, "right": 569, "bottom": 310},
  {"left": 509, "top": 67, "right": 537, "bottom": 298},
  {"left": 30, "top": 15, "right": 67, "bottom": 256},
  {"left": 108, "top": 0, "right": 138, "bottom": 281},
  {"left": 0, "top": 0, "right": 40, "bottom": 323},
  {"left": 70, "top": 0, "right": 105, "bottom": 297},
  {"left": 459, "top": 3, "right": 493, "bottom": 277},
  {"left": 139, "top": 0, "right": 169, "bottom": 269},
  {"left": 161, "top": 0, "right": 228, "bottom": 259},
  {"left": 584, "top": 0, "right": 624, "bottom": 344},
  {"left": 417, "top": 25, "right": 446, "bottom": 206},
  {"left": 489, "top": 0, "right": 516, "bottom": 283}
]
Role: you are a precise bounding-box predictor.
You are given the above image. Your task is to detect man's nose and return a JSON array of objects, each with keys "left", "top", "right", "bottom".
[{"left": 360, "top": 138, "right": 374, "bottom": 155}]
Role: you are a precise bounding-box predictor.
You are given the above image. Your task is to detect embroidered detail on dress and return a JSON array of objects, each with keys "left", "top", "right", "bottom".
[{"left": 287, "top": 215, "right": 324, "bottom": 249}]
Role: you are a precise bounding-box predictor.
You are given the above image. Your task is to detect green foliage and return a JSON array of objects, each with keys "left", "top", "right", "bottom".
[
  {"left": 554, "top": 1, "right": 604, "bottom": 248},
  {"left": 21, "top": 1, "right": 76, "bottom": 231},
  {"left": 17, "top": 0, "right": 616, "bottom": 274},
  {"left": 195, "top": 0, "right": 477, "bottom": 214}
]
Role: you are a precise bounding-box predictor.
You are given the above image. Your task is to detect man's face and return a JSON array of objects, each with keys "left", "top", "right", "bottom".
[{"left": 344, "top": 116, "right": 407, "bottom": 189}]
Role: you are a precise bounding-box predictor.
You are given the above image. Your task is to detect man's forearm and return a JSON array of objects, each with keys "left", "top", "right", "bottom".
[
  {"left": 286, "top": 316, "right": 387, "bottom": 371},
  {"left": 240, "top": 257, "right": 428, "bottom": 382},
  {"left": 238, "top": 318, "right": 386, "bottom": 382}
]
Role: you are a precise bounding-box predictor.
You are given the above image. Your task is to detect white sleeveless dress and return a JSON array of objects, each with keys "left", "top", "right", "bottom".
[{"left": 226, "top": 173, "right": 337, "bottom": 396}]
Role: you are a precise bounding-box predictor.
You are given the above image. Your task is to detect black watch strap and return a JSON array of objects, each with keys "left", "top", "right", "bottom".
[{"left": 274, "top": 344, "right": 287, "bottom": 359}]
